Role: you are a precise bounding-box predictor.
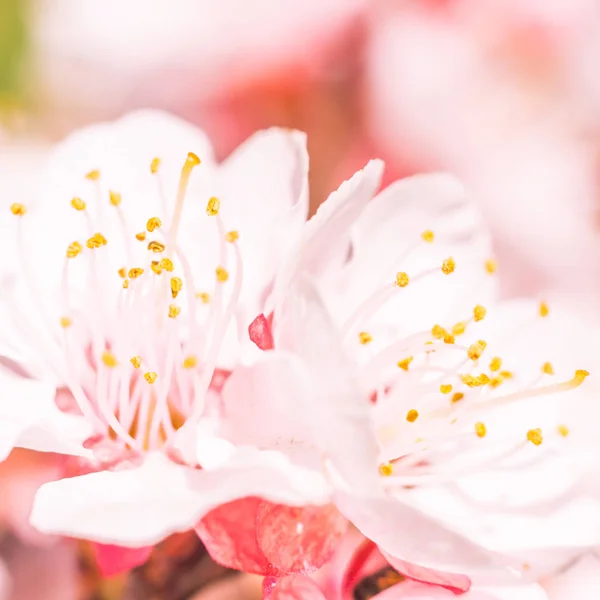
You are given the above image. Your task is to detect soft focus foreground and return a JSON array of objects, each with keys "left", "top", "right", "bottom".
[{"left": 1, "top": 1, "right": 600, "bottom": 600}]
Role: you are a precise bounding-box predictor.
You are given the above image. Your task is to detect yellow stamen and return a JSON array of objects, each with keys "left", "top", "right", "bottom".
[
  {"left": 216, "top": 266, "right": 229, "bottom": 282},
  {"left": 109, "top": 190, "right": 122, "bottom": 206},
  {"left": 397, "top": 357, "right": 413, "bottom": 371},
  {"left": 406, "top": 409, "right": 419, "bottom": 423},
  {"left": 128, "top": 268, "right": 144, "bottom": 279},
  {"left": 168, "top": 304, "right": 181, "bottom": 318},
  {"left": 461, "top": 374, "right": 490, "bottom": 387},
  {"left": 451, "top": 392, "right": 464, "bottom": 403},
  {"left": 86, "top": 233, "right": 107, "bottom": 249},
  {"left": 123, "top": 279, "right": 130, "bottom": 289},
  {"left": 60, "top": 317, "right": 72, "bottom": 328},
  {"left": 130, "top": 356, "right": 142, "bottom": 369},
  {"left": 440, "top": 384, "right": 453, "bottom": 394},
  {"left": 475, "top": 422, "right": 487, "bottom": 438},
  {"left": 102, "top": 351, "right": 117, "bottom": 368},
  {"left": 148, "top": 240, "right": 166, "bottom": 253},
  {"left": 468, "top": 340, "right": 487, "bottom": 361},
  {"left": 118, "top": 267, "right": 127, "bottom": 279},
  {"left": 441, "top": 257, "right": 455, "bottom": 274},
  {"left": 206, "top": 196, "right": 220, "bottom": 216},
  {"left": 168, "top": 154, "right": 201, "bottom": 247},
  {"left": 359, "top": 332, "right": 372, "bottom": 345},
  {"left": 421, "top": 230, "right": 434, "bottom": 243},
  {"left": 85, "top": 169, "right": 100, "bottom": 181},
  {"left": 527, "top": 428, "right": 543, "bottom": 446},
  {"left": 542, "top": 362, "right": 554, "bottom": 375},
  {"left": 226, "top": 230, "right": 239, "bottom": 243},
  {"left": 557, "top": 425, "right": 569, "bottom": 437},
  {"left": 160, "top": 258, "right": 174, "bottom": 272},
  {"left": 135, "top": 232, "right": 147, "bottom": 241},
  {"left": 490, "top": 357, "right": 502, "bottom": 372},
  {"left": 485, "top": 259, "right": 497, "bottom": 274},
  {"left": 196, "top": 291, "right": 211, "bottom": 304},
  {"left": 10, "top": 203, "right": 26, "bottom": 216},
  {"left": 499, "top": 370, "right": 513, "bottom": 380},
  {"left": 539, "top": 301, "right": 549, "bottom": 317},
  {"left": 395, "top": 272, "right": 410, "bottom": 288},
  {"left": 147, "top": 217, "right": 162, "bottom": 232},
  {"left": 473, "top": 305, "right": 487, "bottom": 322},
  {"left": 183, "top": 355, "right": 198, "bottom": 369},
  {"left": 66, "top": 241, "right": 82, "bottom": 258},
  {"left": 150, "top": 261, "right": 163, "bottom": 275},
  {"left": 432, "top": 325, "right": 447, "bottom": 339},
  {"left": 71, "top": 197, "right": 86, "bottom": 211},
  {"left": 444, "top": 334, "right": 455, "bottom": 344},
  {"left": 150, "top": 157, "right": 161, "bottom": 174},
  {"left": 379, "top": 463, "right": 393, "bottom": 477},
  {"left": 452, "top": 321, "right": 466, "bottom": 336},
  {"left": 144, "top": 372, "right": 157, "bottom": 384},
  {"left": 171, "top": 276, "right": 183, "bottom": 299}
]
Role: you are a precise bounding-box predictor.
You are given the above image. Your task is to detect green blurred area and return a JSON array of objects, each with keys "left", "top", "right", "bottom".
[{"left": 0, "top": 0, "right": 28, "bottom": 102}]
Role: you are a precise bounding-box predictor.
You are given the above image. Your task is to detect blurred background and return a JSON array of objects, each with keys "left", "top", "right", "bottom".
[{"left": 1, "top": 0, "right": 600, "bottom": 598}]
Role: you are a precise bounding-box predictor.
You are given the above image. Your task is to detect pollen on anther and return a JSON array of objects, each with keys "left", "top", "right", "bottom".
[
  {"left": 206, "top": 197, "right": 220, "bottom": 216},
  {"left": 66, "top": 241, "right": 82, "bottom": 258},
  {"left": 452, "top": 322, "right": 466, "bottom": 336},
  {"left": 128, "top": 268, "right": 144, "bottom": 279},
  {"left": 109, "top": 190, "right": 122, "bottom": 207},
  {"left": 226, "top": 230, "right": 239, "bottom": 243},
  {"left": 86, "top": 233, "right": 107, "bottom": 249},
  {"left": 10, "top": 203, "right": 26, "bottom": 216},
  {"left": 150, "top": 261, "right": 162, "bottom": 275},
  {"left": 60, "top": 317, "right": 72, "bottom": 328},
  {"left": 148, "top": 240, "right": 166, "bottom": 253},
  {"left": 150, "top": 157, "right": 161, "bottom": 174},
  {"left": 123, "top": 279, "right": 129, "bottom": 289},
  {"left": 183, "top": 355, "right": 198, "bottom": 369},
  {"left": 118, "top": 267, "right": 127, "bottom": 278},
  {"left": 421, "top": 230, "right": 434, "bottom": 243},
  {"left": 359, "top": 332, "right": 372, "bottom": 345},
  {"left": 136, "top": 232, "right": 146, "bottom": 241},
  {"left": 542, "top": 362, "right": 554, "bottom": 375},
  {"left": 473, "top": 305, "right": 487, "bottom": 322},
  {"left": 475, "top": 422, "right": 487, "bottom": 438},
  {"left": 168, "top": 304, "right": 181, "bottom": 318},
  {"left": 451, "top": 392, "right": 464, "bottom": 403},
  {"left": 130, "top": 356, "right": 142, "bottom": 369},
  {"left": 71, "top": 197, "right": 86, "bottom": 211},
  {"left": 147, "top": 217, "right": 162, "bottom": 232},
  {"left": 85, "top": 169, "right": 100, "bottom": 181},
  {"left": 397, "top": 357, "right": 413, "bottom": 371},
  {"left": 441, "top": 257, "right": 455, "bottom": 274},
  {"left": 171, "top": 277, "right": 183, "bottom": 298},
  {"left": 444, "top": 334, "right": 455, "bottom": 345},
  {"left": 102, "top": 352, "right": 117, "bottom": 368},
  {"left": 557, "top": 425, "right": 569, "bottom": 437},
  {"left": 575, "top": 369, "right": 590, "bottom": 381},
  {"left": 539, "top": 301, "right": 549, "bottom": 317},
  {"left": 468, "top": 340, "right": 487, "bottom": 361},
  {"left": 432, "top": 324, "right": 447, "bottom": 339},
  {"left": 160, "top": 258, "right": 174, "bottom": 272},
  {"left": 187, "top": 152, "right": 201, "bottom": 166},
  {"left": 197, "top": 291, "right": 211, "bottom": 304},
  {"left": 440, "top": 384, "right": 453, "bottom": 394},
  {"left": 395, "top": 272, "right": 409, "bottom": 287},
  {"left": 144, "top": 372, "right": 157, "bottom": 384},
  {"left": 527, "top": 428, "right": 543, "bottom": 446},
  {"left": 490, "top": 357, "right": 502, "bottom": 372},
  {"left": 485, "top": 259, "right": 497, "bottom": 274},
  {"left": 379, "top": 463, "right": 393, "bottom": 477},
  {"left": 216, "top": 266, "right": 229, "bottom": 282},
  {"left": 406, "top": 409, "right": 419, "bottom": 423}
]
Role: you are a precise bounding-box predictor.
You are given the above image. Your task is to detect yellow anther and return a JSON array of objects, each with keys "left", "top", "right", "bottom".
[
  {"left": 123, "top": 279, "right": 130, "bottom": 289},
  {"left": 160, "top": 258, "right": 174, "bottom": 272},
  {"left": 397, "top": 357, "right": 413, "bottom": 371},
  {"left": 575, "top": 369, "right": 590, "bottom": 381},
  {"left": 187, "top": 152, "right": 201, "bottom": 166},
  {"left": 468, "top": 340, "right": 487, "bottom": 361},
  {"left": 395, "top": 272, "right": 410, "bottom": 287},
  {"left": 196, "top": 291, "right": 211, "bottom": 304},
  {"left": 10, "top": 203, "right": 26, "bottom": 216},
  {"left": 118, "top": 267, "right": 127, "bottom": 279},
  {"left": 150, "top": 157, "right": 161, "bottom": 174},
  {"left": 452, "top": 322, "right": 466, "bottom": 336},
  {"left": 71, "top": 197, "right": 86, "bottom": 211},
  {"left": 485, "top": 259, "right": 497, "bottom": 274},
  {"left": 60, "top": 317, "right": 72, "bottom": 328},
  {"left": 432, "top": 324, "right": 447, "bottom": 339},
  {"left": 150, "top": 261, "right": 163, "bottom": 275},
  {"left": 444, "top": 334, "right": 455, "bottom": 345},
  {"left": 475, "top": 422, "right": 487, "bottom": 438},
  {"left": 557, "top": 425, "right": 569, "bottom": 437},
  {"left": 135, "top": 232, "right": 147, "bottom": 241},
  {"left": 128, "top": 268, "right": 144, "bottom": 279},
  {"left": 359, "top": 332, "right": 373, "bottom": 345},
  {"left": 461, "top": 374, "right": 489, "bottom": 387},
  {"left": 102, "top": 351, "right": 117, "bottom": 368},
  {"left": 406, "top": 409, "right": 419, "bottom": 423},
  {"left": 144, "top": 372, "right": 157, "bottom": 384},
  {"left": 226, "top": 230, "right": 239, "bottom": 243},
  {"left": 85, "top": 169, "right": 100, "bottom": 181},
  {"left": 216, "top": 266, "right": 229, "bottom": 282},
  {"left": 542, "top": 362, "right": 554, "bottom": 375},
  {"left": 147, "top": 217, "right": 162, "bottom": 232},
  {"left": 473, "top": 305, "right": 487, "bottom": 322},
  {"left": 171, "top": 277, "right": 183, "bottom": 299},
  {"left": 148, "top": 240, "right": 166, "bottom": 253},
  {"left": 499, "top": 370, "right": 513, "bottom": 380},
  {"left": 183, "top": 355, "right": 198, "bottom": 369},
  {"left": 86, "top": 233, "right": 107, "bottom": 249},
  {"left": 479, "top": 373, "right": 491, "bottom": 385},
  {"left": 489, "top": 377, "right": 503, "bottom": 389},
  {"left": 168, "top": 304, "right": 181, "bottom": 319},
  {"left": 527, "top": 428, "right": 543, "bottom": 446},
  {"left": 490, "top": 357, "right": 502, "bottom": 372},
  {"left": 130, "top": 356, "right": 142, "bottom": 369},
  {"left": 451, "top": 392, "right": 464, "bottom": 403},
  {"left": 109, "top": 190, "right": 122, "bottom": 207},
  {"left": 440, "top": 384, "right": 453, "bottom": 394},
  {"left": 66, "top": 241, "right": 82, "bottom": 258},
  {"left": 421, "top": 230, "right": 434, "bottom": 243},
  {"left": 206, "top": 196, "right": 220, "bottom": 216},
  {"left": 539, "top": 301, "right": 549, "bottom": 317},
  {"left": 379, "top": 463, "right": 394, "bottom": 477},
  {"left": 441, "top": 257, "right": 455, "bottom": 274}
]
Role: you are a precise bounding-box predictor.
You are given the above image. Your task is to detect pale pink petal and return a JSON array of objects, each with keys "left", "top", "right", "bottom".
[
  {"left": 542, "top": 554, "right": 600, "bottom": 599},
  {"left": 374, "top": 581, "right": 548, "bottom": 600},
  {"left": 0, "top": 560, "right": 9, "bottom": 600},
  {"left": 91, "top": 542, "right": 153, "bottom": 577},
  {"left": 264, "top": 574, "right": 327, "bottom": 600}
]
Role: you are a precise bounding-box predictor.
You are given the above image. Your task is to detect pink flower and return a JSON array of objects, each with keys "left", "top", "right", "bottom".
[
  {"left": 541, "top": 554, "right": 600, "bottom": 599},
  {"left": 0, "top": 110, "right": 354, "bottom": 548}
]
